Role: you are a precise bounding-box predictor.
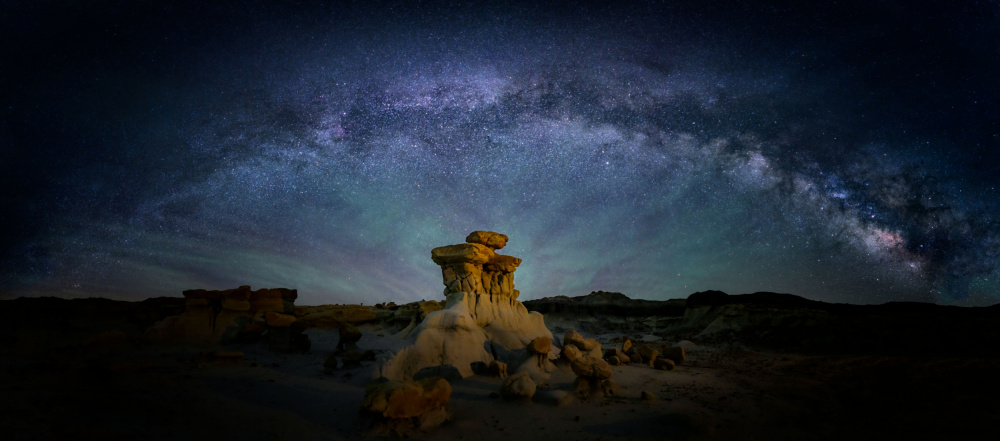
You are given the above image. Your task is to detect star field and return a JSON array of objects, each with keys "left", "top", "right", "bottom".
[{"left": 2, "top": 1, "right": 998, "bottom": 305}]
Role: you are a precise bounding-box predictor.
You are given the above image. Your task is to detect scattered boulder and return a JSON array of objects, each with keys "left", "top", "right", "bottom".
[
  {"left": 653, "top": 357, "right": 676, "bottom": 371},
  {"left": 640, "top": 391, "right": 657, "bottom": 402},
  {"left": 631, "top": 354, "right": 644, "bottom": 364},
  {"left": 337, "top": 323, "right": 362, "bottom": 351},
  {"left": 607, "top": 356, "right": 621, "bottom": 366},
  {"left": 637, "top": 346, "right": 659, "bottom": 365},
  {"left": 527, "top": 336, "right": 552, "bottom": 355},
  {"left": 604, "top": 348, "right": 630, "bottom": 364},
  {"left": 487, "top": 360, "right": 508, "bottom": 378},
  {"left": 600, "top": 378, "right": 618, "bottom": 396},
  {"left": 500, "top": 371, "right": 537, "bottom": 400},
  {"left": 562, "top": 344, "right": 582, "bottom": 362},
  {"left": 660, "top": 346, "right": 686, "bottom": 365},
  {"left": 622, "top": 339, "right": 633, "bottom": 354},
  {"left": 361, "top": 377, "right": 452, "bottom": 435},
  {"left": 564, "top": 329, "right": 598, "bottom": 352},
  {"left": 571, "top": 356, "right": 613, "bottom": 380}
]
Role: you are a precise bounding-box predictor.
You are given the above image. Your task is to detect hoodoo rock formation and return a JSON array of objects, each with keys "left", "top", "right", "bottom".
[{"left": 375, "top": 231, "right": 553, "bottom": 381}]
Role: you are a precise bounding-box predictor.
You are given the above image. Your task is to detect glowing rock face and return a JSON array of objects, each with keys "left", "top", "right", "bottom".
[
  {"left": 432, "top": 233, "right": 522, "bottom": 299},
  {"left": 375, "top": 231, "right": 552, "bottom": 381}
]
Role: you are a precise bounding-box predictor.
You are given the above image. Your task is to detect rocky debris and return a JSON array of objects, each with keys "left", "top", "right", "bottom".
[
  {"left": 562, "top": 344, "right": 582, "bottom": 362},
  {"left": 337, "top": 323, "right": 362, "bottom": 351},
  {"left": 487, "top": 360, "right": 508, "bottom": 378},
  {"left": 527, "top": 336, "right": 552, "bottom": 355},
  {"left": 500, "top": 371, "right": 537, "bottom": 400},
  {"left": 571, "top": 356, "right": 613, "bottom": 380},
  {"left": 144, "top": 286, "right": 298, "bottom": 345},
  {"left": 641, "top": 391, "right": 657, "bottom": 402},
  {"left": 564, "top": 329, "right": 598, "bottom": 352},
  {"left": 653, "top": 357, "right": 675, "bottom": 371},
  {"left": 375, "top": 232, "right": 551, "bottom": 381},
  {"left": 607, "top": 356, "right": 621, "bottom": 366},
  {"left": 323, "top": 353, "right": 338, "bottom": 374},
  {"left": 637, "top": 345, "right": 658, "bottom": 365},
  {"left": 660, "top": 346, "right": 686, "bottom": 364},
  {"left": 622, "top": 339, "right": 633, "bottom": 354},
  {"left": 465, "top": 231, "right": 509, "bottom": 249},
  {"left": 604, "top": 348, "right": 630, "bottom": 364},
  {"left": 361, "top": 377, "right": 452, "bottom": 435}
]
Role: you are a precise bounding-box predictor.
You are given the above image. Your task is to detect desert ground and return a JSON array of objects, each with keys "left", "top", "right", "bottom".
[{"left": 2, "top": 290, "right": 999, "bottom": 441}]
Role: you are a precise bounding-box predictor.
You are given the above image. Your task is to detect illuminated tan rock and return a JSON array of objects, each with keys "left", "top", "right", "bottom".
[
  {"left": 375, "top": 231, "right": 552, "bottom": 381},
  {"left": 144, "top": 286, "right": 297, "bottom": 345},
  {"left": 465, "top": 230, "right": 508, "bottom": 249}
]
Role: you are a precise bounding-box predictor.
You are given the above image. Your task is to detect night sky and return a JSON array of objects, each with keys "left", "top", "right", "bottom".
[{"left": 2, "top": 1, "right": 998, "bottom": 305}]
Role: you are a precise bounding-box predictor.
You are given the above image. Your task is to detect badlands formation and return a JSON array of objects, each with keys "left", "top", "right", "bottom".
[{"left": 3, "top": 231, "right": 1000, "bottom": 440}]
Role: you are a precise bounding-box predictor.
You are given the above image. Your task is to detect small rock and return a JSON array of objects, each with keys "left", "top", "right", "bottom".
[
  {"left": 562, "top": 344, "right": 582, "bottom": 362},
  {"left": 600, "top": 379, "right": 618, "bottom": 396},
  {"left": 607, "top": 356, "right": 621, "bottom": 366},
  {"left": 500, "top": 371, "right": 536, "bottom": 400},
  {"left": 337, "top": 324, "right": 362, "bottom": 351},
  {"left": 564, "top": 329, "right": 598, "bottom": 351},
  {"left": 637, "top": 346, "right": 658, "bottom": 365},
  {"left": 527, "top": 336, "right": 552, "bottom": 355},
  {"left": 487, "top": 360, "right": 508, "bottom": 378},
  {"left": 640, "top": 391, "right": 657, "bottom": 402},
  {"left": 571, "top": 356, "right": 613, "bottom": 380},
  {"left": 653, "top": 358, "right": 675, "bottom": 371},
  {"left": 622, "top": 339, "right": 633, "bottom": 354}
]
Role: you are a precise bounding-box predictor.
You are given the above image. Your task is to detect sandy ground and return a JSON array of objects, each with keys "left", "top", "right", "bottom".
[{"left": 2, "top": 323, "right": 998, "bottom": 440}]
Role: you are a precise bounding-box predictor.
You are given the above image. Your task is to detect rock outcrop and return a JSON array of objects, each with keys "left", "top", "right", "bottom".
[
  {"left": 361, "top": 377, "right": 452, "bottom": 435},
  {"left": 375, "top": 231, "right": 552, "bottom": 381},
  {"left": 144, "top": 286, "right": 298, "bottom": 345}
]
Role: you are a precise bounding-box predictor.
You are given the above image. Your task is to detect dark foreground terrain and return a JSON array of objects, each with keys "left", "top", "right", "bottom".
[{"left": 2, "top": 291, "right": 999, "bottom": 440}]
